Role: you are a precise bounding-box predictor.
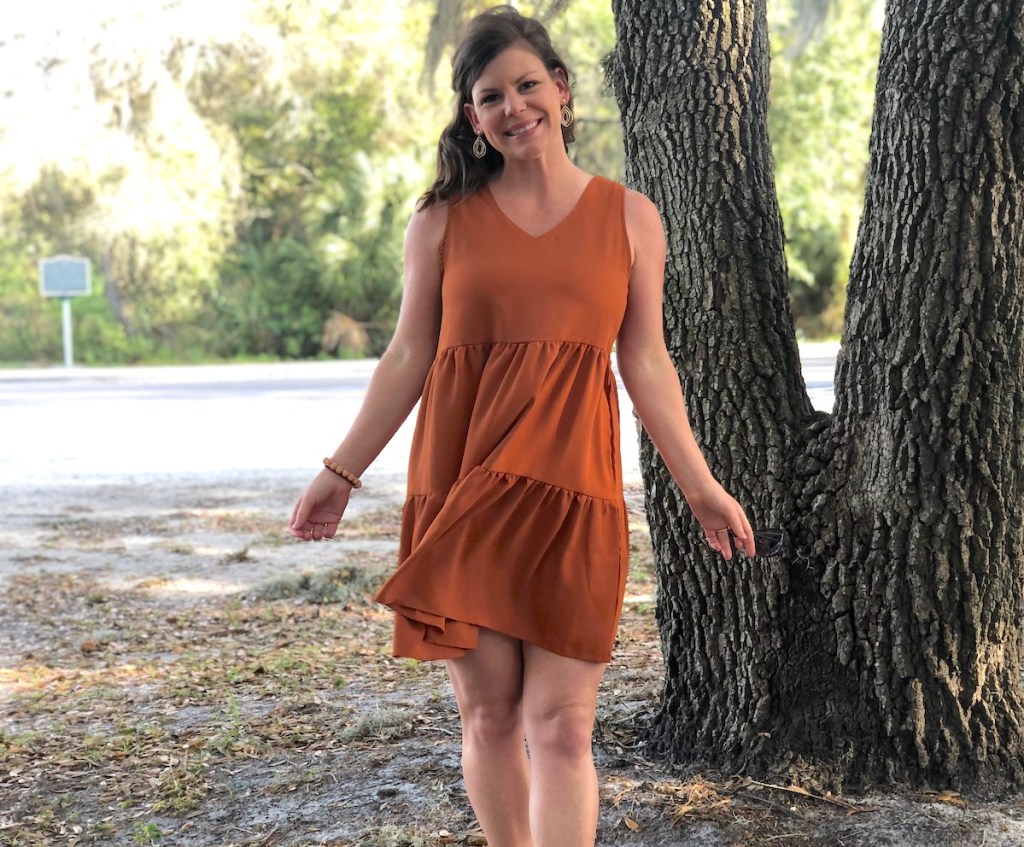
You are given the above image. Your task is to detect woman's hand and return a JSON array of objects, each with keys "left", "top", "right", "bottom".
[
  {"left": 684, "top": 479, "right": 756, "bottom": 561},
  {"left": 289, "top": 471, "right": 352, "bottom": 541}
]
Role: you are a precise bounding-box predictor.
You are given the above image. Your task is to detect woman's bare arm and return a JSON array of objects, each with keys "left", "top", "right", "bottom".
[
  {"left": 615, "top": 190, "right": 755, "bottom": 559},
  {"left": 290, "top": 202, "right": 447, "bottom": 537}
]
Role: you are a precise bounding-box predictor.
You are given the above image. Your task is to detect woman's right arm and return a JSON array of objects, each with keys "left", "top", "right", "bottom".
[{"left": 290, "top": 202, "right": 447, "bottom": 539}]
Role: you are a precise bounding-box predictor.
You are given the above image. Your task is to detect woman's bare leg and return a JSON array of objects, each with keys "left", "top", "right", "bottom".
[
  {"left": 521, "top": 643, "right": 606, "bottom": 847},
  {"left": 445, "top": 629, "right": 532, "bottom": 847}
]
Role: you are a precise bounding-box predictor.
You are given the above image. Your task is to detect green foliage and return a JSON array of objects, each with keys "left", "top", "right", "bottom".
[
  {"left": 0, "top": 0, "right": 882, "bottom": 359},
  {"left": 0, "top": 3, "right": 413, "bottom": 364},
  {"left": 194, "top": 41, "right": 407, "bottom": 359},
  {"left": 0, "top": 62, "right": 232, "bottom": 362},
  {"left": 209, "top": 239, "right": 327, "bottom": 359},
  {"left": 0, "top": 168, "right": 187, "bottom": 364},
  {"left": 132, "top": 821, "right": 162, "bottom": 845},
  {"left": 0, "top": 223, "right": 52, "bottom": 364},
  {"left": 72, "top": 289, "right": 159, "bottom": 364},
  {"left": 768, "top": 0, "right": 882, "bottom": 337},
  {"left": 0, "top": 171, "right": 103, "bottom": 363}
]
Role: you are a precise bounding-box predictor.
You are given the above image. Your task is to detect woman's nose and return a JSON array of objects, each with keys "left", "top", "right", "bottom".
[{"left": 504, "top": 92, "right": 526, "bottom": 115}]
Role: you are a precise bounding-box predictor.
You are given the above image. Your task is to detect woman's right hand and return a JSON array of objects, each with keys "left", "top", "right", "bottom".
[{"left": 289, "top": 471, "right": 353, "bottom": 541}]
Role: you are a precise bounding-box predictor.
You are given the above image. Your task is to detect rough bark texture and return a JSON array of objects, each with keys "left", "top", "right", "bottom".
[{"left": 609, "top": 0, "right": 1024, "bottom": 792}]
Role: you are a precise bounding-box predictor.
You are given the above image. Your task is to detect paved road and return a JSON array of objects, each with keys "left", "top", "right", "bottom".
[{"left": 0, "top": 344, "right": 838, "bottom": 487}]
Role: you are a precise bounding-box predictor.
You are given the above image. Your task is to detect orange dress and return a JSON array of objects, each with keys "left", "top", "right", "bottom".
[{"left": 374, "top": 176, "right": 631, "bottom": 663}]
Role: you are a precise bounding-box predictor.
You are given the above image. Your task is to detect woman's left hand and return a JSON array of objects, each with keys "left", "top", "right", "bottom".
[{"left": 684, "top": 479, "right": 756, "bottom": 560}]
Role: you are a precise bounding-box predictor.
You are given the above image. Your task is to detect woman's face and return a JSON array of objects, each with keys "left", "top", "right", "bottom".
[{"left": 464, "top": 43, "right": 570, "bottom": 163}]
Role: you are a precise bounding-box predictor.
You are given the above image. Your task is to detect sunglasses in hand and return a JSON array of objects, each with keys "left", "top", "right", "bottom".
[{"left": 711, "top": 528, "right": 786, "bottom": 558}]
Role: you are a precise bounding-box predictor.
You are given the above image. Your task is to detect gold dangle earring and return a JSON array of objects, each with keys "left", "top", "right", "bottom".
[
  {"left": 560, "top": 100, "right": 574, "bottom": 128},
  {"left": 473, "top": 133, "right": 487, "bottom": 159}
]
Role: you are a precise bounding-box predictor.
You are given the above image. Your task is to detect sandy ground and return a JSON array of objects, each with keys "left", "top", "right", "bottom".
[{"left": 1, "top": 468, "right": 1023, "bottom": 847}]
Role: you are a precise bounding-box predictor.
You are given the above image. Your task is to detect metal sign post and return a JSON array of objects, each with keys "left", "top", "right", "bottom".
[{"left": 39, "top": 255, "right": 91, "bottom": 367}]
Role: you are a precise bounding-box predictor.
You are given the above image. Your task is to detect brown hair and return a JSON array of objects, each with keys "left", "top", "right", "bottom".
[{"left": 418, "top": 5, "right": 575, "bottom": 209}]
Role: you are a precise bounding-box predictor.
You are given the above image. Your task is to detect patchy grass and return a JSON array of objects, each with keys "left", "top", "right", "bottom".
[
  {"left": 340, "top": 708, "right": 419, "bottom": 744},
  {"left": 256, "top": 564, "right": 388, "bottom": 605},
  {"left": 2, "top": 484, "right": 1022, "bottom": 846},
  {"left": 334, "top": 506, "right": 403, "bottom": 541}
]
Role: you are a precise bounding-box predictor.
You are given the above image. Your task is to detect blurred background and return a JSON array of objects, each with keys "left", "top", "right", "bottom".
[{"left": 0, "top": 0, "right": 883, "bottom": 367}]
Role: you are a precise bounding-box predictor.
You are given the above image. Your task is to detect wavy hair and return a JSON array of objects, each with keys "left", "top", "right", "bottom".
[{"left": 418, "top": 5, "right": 576, "bottom": 209}]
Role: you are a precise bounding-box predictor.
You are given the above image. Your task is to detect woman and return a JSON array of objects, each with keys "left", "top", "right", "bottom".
[{"left": 290, "top": 6, "right": 755, "bottom": 845}]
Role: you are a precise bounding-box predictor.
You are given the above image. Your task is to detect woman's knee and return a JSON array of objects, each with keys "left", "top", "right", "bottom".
[
  {"left": 525, "top": 702, "right": 595, "bottom": 762},
  {"left": 461, "top": 698, "right": 524, "bottom": 749}
]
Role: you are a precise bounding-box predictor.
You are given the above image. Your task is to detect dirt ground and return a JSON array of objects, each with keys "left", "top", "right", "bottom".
[{"left": 2, "top": 471, "right": 1023, "bottom": 847}]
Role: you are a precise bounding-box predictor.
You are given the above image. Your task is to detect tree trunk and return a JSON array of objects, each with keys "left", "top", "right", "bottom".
[{"left": 608, "top": 0, "right": 1024, "bottom": 791}]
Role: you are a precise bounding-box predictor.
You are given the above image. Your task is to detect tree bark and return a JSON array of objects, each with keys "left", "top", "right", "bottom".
[{"left": 609, "top": 0, "right": 1024, "bottom": 792}]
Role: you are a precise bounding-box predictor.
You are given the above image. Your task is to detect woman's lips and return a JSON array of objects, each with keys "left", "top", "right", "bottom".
[{"left": 506, "top": 118, "right": 541, "bottom": 137}]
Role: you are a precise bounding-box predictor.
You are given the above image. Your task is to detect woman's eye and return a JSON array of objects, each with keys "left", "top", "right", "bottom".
[{"left": 521, "top": 80, "right": 538, "bottom": 91}]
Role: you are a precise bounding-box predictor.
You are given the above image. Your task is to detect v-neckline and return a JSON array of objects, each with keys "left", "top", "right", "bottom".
[{"left": 483, "top": 177, "right": 598, "bottom": 239}]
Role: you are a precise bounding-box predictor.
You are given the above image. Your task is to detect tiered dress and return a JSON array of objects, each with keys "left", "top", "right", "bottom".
[{"left": 374, "top": 176, "right": 632, "bottom": 663}]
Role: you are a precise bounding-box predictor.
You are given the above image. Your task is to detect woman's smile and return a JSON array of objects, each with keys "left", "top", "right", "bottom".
[{"left": 506, "top": 118, "right": 542, "bottom": 138}]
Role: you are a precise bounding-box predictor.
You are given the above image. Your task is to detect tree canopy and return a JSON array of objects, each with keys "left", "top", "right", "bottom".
[{"left": 0, "top": 0, "right": 880, "bottom": 364}]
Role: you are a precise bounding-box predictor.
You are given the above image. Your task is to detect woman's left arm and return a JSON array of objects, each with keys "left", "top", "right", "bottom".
[{"left": 616, "top": 189, "right": 755, "bottom": 560}]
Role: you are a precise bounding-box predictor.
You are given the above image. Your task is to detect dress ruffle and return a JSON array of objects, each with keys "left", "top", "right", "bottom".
[{"left": 375, "top": 465, "right": 629, "bottom": 662}]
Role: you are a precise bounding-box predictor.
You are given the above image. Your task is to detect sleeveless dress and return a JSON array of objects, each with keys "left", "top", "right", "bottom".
[{"left": 374, "top": 176, "right": 632, "bottom": 663}]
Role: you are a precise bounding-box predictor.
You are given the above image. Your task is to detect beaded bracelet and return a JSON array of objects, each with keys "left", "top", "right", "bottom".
[{"left": 323, "top": 457, "right": 363, "bottom": 489}]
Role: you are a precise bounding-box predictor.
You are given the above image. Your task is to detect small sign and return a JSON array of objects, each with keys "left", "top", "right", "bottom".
[{"left": 40, "top": 255, "right": 91, "bottom": 298}]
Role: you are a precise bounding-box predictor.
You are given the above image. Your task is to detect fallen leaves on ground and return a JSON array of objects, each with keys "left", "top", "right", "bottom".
[{"left": 0, "top": 486, "right": 1000, "bottom": 847}]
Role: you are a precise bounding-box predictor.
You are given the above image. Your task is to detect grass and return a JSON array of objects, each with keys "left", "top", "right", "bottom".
[
  {"left": 340, "top": 708, "right": 418, "bottom": 744},
  {"left": 132, "top": 821, "right": 163, "bottom": 844},
  {"left": 256, "top": 565, "right": 388, "bottom": 605}
]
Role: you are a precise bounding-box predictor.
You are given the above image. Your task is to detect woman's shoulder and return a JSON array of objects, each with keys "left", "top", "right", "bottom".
[
  {"left": 408, "top": 199, "right": 449, "bottom": 238},
  {"left": 620, "top": 186, "right": 664, "bottom": 237},
  {"left": 404, "top": 200, "right": 450, "bottom": 264},
  {"left": 588, "top": 176, "right": 658, "bottom": 216},
  {"left": 618, "top": 184, "right": 658, "bottom": 216}
]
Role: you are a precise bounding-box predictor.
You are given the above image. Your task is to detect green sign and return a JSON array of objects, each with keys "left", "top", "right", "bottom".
[{"left": 40, "top": 255, "right": 91, "bottom": 298}]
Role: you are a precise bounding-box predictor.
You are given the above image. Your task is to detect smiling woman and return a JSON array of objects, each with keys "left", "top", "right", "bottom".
[{"left": 288, "top": 6, "right": 758, "bottom": 846}]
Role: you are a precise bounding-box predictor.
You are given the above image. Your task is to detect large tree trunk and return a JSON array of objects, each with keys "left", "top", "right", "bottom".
[{"left": 608, "top": 0, "right": 1024, "bottom": 791}]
